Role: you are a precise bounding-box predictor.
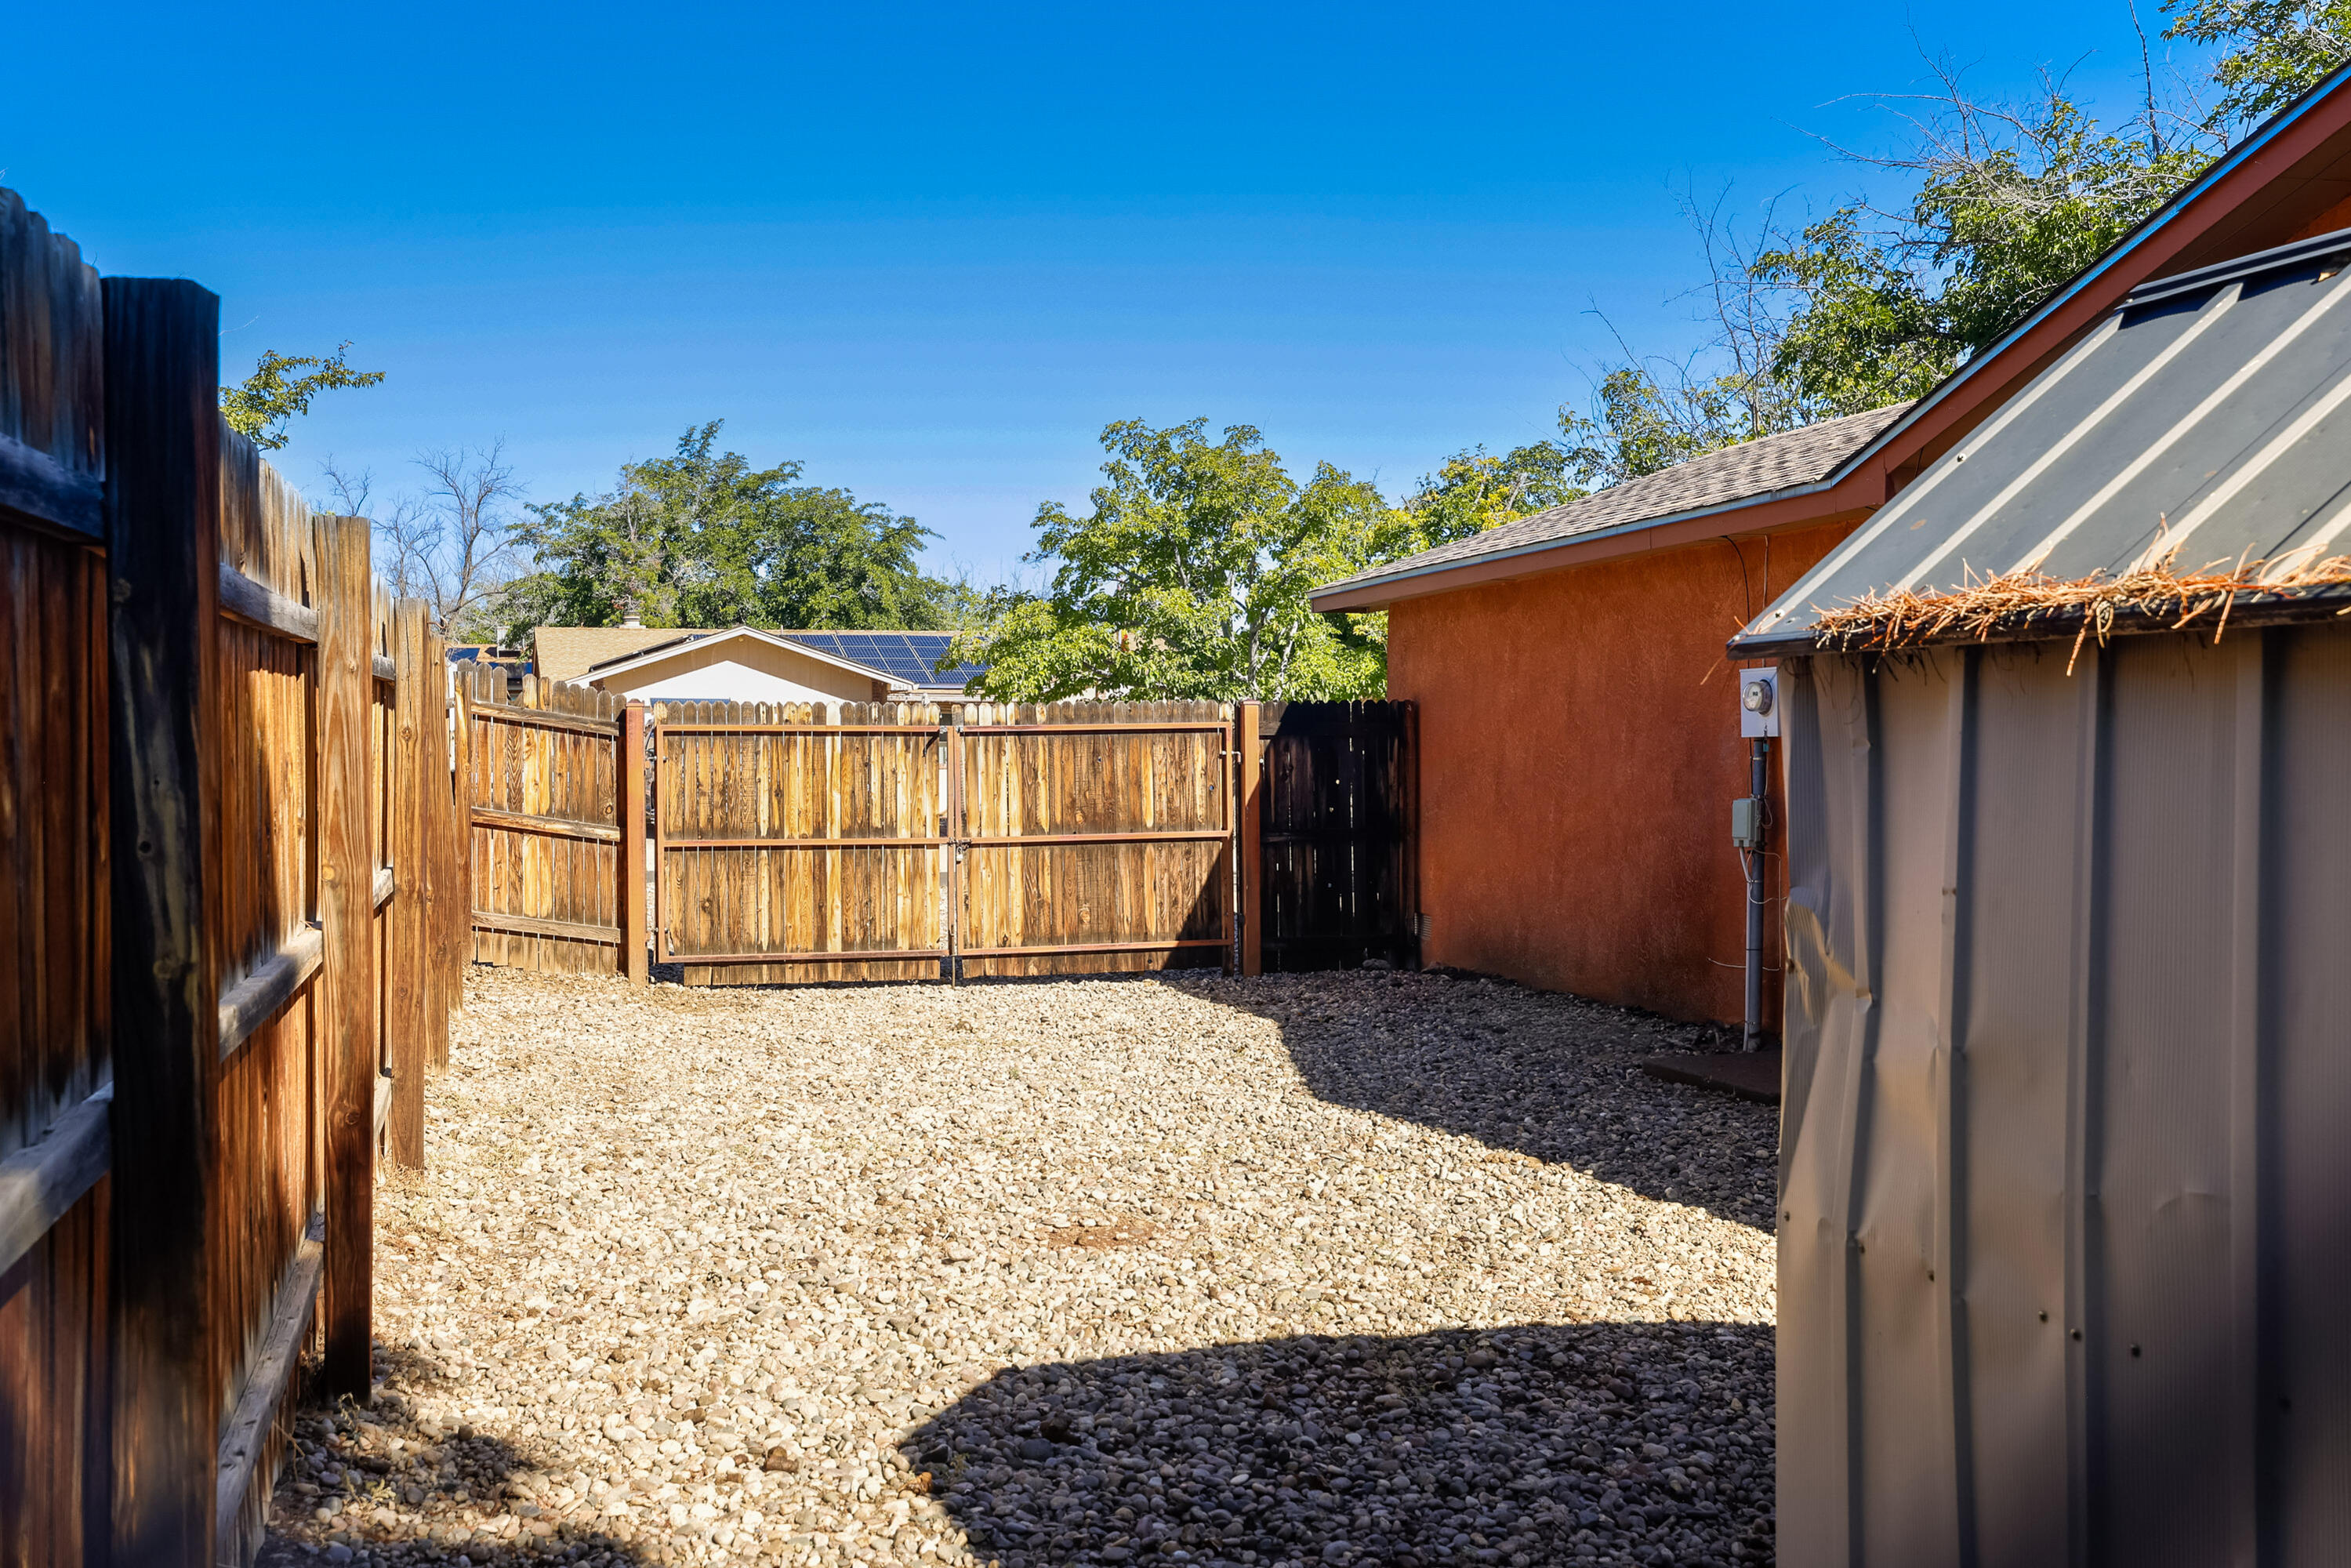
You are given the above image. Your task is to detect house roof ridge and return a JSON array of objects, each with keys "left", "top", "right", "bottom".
[{"left": 1318, "top": 401, "right": 1912, "bottom": 597}]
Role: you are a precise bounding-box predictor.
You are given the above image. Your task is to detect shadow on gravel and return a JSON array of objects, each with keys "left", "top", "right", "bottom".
[
  {"left": 257, "top": 1342, "right": 661, "bottom": 1568},
  {"left": 1177, "top": 971, "right": 1779, "bottom": 1232},
  {"left": 909, "top": 1319, "right": 1774, "bottom": 1568}
]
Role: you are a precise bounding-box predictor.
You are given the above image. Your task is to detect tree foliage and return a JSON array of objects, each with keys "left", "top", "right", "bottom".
[
  {"left": 2168, "top": 0, "right": 2351, "bottom": 128},
  {"left": 509, "top": 423, "right": 946, "bottom": 633},
  {"left": 219, "top": 343, "right": 383, "bottom": 451},
  {"left": 1757, "top": 85, "right": 2215, "bottom": 417},
  {"left": 1401, "top": 440, "right": 1584, "bottom": 546},
  {"left": 954, "top": 419, "right": 1399, "bottom": 702}
]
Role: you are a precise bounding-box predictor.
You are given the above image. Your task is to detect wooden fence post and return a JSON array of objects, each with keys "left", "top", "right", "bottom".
[
  {"left": 386, "top": 600, "right": 428, "bottom": 1167},
  {"left": 621, "top": 701, "right": 648, "bottom": 983},
  {"left": 425, "top": 631, "right": 454, "bottom": 1070},
  {"left": 316, "top": 515, "right": 376, "bottom": 1399},
  {"left": 1239, "top": 700, "right": 1262, "bottom": 977},
  {"left": 445, "top": 650, "right": 471, "bottom": 1014},
  {"left": 103, "top": 274, "right": 223, "bottom": 1568}
]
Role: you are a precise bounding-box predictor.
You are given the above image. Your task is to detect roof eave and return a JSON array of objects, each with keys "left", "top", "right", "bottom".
[{"left": 1309, "top": 474, "right": 1876, "bottom": 612}]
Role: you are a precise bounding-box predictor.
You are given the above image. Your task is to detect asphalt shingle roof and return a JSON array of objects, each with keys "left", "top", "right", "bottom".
[
  {"left": 531, "top": 626, "right": 695, "bottom": 682},
  {"left": 1317, "top": 402, "right": 1911, "bottom": 600}
]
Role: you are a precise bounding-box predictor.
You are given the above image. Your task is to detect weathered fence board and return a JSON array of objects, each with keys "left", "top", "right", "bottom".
[
  {"left": 463, "top": 667, "right": 640, "bottom": 978},
  {"left": 315, "top": 515, "right": 376, "bottom": 1402},
  {"left": 0, "top": 184, "right": 467, "bottom": 1568}
]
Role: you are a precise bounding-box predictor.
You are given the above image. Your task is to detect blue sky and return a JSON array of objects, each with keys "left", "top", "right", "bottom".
[{"left": 9, "top": 1, "right": 2211, "bottom": 579}]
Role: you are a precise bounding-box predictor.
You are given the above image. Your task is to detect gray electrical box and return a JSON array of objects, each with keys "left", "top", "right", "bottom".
[
  {"left": 1738, "top": 666, "right": 1780, "bottom": 738},
  {"left": 1732, "top": 796, "right": 1763, "bottom": 849}
]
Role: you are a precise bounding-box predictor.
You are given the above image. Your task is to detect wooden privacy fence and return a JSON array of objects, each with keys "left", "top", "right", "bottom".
[
  {"left": 453, "top": 692, "right": 1424, "bottom": 987},
  {"left": 641, "top": 700, "right": 1235, "bottom": 982},
  {"left": 0, "top": 187, "right": 467, "bottom": 1568},
  {"left": 456, "top": 667, "right": 647, "bottom": 981},
  {"left": 955, "top": 701, "right": 1234, "bottom": 978},
  {"left": 1238, "top": 701, "right": 1419, "bottom": 975}
]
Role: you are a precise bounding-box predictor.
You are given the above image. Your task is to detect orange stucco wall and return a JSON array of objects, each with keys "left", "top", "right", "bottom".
[{"left": 1388, "top": 519, "right": 1858, "bottom": 1025}]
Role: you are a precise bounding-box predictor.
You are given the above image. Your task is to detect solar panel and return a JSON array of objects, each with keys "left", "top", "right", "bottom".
[{"left": 778, "top": 630, "right": 986, "bottom": 686}]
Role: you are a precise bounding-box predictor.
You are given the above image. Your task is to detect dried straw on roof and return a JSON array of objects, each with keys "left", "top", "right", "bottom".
[{"left": 1812, "top": 546, "right": 2351, "bottom": 673}]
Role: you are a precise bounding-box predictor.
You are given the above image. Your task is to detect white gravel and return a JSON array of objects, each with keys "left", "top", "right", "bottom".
[{"left": 263, "top": 966, "right": 1778, "bottom": 1568}]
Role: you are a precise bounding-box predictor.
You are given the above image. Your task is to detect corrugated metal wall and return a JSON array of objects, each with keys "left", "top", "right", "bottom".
[{"left": 1776, "top": 622, "right": 2351, "bottom": 1566}]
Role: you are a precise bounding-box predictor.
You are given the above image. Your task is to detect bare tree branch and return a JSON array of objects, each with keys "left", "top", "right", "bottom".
[
  {"left": 411, "top": 441, "right": 524, "bottom": 637},
  {"left": 316, "top": 444, "right": 527, "bottom": 640}
]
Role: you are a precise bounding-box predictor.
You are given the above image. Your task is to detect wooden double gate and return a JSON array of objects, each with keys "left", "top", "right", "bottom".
[
  {"left": 651, "top": 700, "right": 1235, "bottom": 982},
  {"left": 460, "top": 690, "right": 1419, "bottom": 984}
]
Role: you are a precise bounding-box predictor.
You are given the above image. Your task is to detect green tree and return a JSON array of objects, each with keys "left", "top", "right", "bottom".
[
  {"left": 955, "top": 418, "right": 1399, "bottom": 702},
  {"left": 1758, "top": 86, "right": 2215, "bottom": 416},
  {"left": 1531, "top": 191, "right": 1855, "bottom": 490},
  {"left": 2168, "top": 0, "right": 2351, "bottom": 129},
  {"left": 1403, "top": 440, "right": 1582, "bottom": 546},
  {"left": 513, "top": 422, "right": 946, "bottom": 630},
  {"left": 219, "top": 343, "right": 384, "bottom": 450}
]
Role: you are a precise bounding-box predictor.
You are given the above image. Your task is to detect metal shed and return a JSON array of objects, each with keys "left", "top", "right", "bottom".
[{"left": 1733, "top": 228, "right": 2351, "bottom": 1564}]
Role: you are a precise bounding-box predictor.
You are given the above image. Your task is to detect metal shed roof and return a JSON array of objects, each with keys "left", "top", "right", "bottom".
[{"left": 1735, "top": 226, "right": 2351, "bottom": 652}]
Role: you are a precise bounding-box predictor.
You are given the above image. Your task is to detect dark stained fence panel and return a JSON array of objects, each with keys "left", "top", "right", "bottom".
[{"left": 1256, "top": 701, "right": 1417, "bottom": 973}]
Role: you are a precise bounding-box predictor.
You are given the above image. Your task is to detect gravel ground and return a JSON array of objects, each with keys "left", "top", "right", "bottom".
[{"left": 263, "top": 966, "right": 1778, "bottom": 1568}]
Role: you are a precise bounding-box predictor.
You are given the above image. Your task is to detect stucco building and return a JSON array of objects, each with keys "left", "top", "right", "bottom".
[{"left": 1314, "top": 68, "right": 2351, "bottom": 1025}]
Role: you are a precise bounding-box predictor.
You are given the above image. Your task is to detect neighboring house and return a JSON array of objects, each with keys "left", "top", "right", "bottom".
[
  {"left": 1312, "top": 64, "right": 2351, "bottom": 1025},
  {"left": 445, "top": 644, "right": 532, "bottom": 702},
  {"left": 528, "top": 622, "right": 986, "bottom": 705}
]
